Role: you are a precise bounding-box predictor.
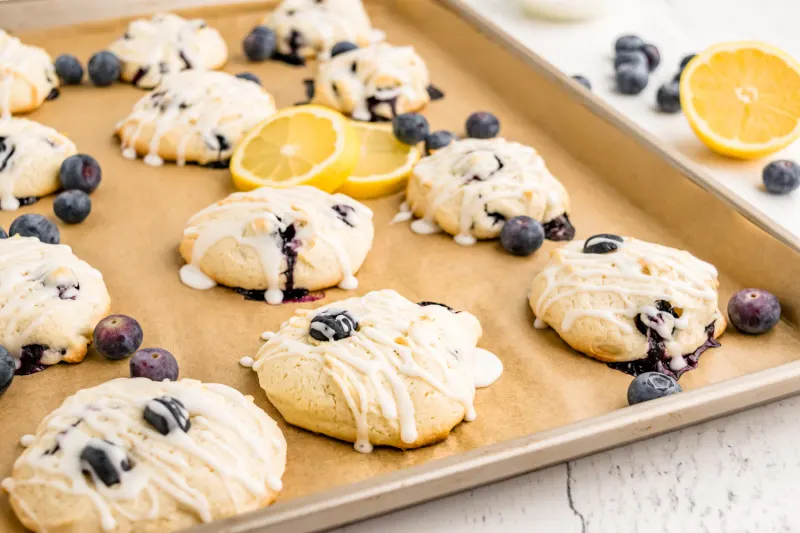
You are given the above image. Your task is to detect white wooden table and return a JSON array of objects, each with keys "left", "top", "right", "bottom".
[{"left": 333, "top": 0, "right": 800, "bottom": 531}]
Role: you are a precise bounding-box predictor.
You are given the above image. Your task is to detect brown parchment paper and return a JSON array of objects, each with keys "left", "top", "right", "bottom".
[{"left": 3, "top": 2, "right": 800, "bottom": 531}]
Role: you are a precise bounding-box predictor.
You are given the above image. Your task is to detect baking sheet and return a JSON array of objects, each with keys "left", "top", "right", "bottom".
[{"left": 2, "top": 1, "right": 800, "bottom": 532}]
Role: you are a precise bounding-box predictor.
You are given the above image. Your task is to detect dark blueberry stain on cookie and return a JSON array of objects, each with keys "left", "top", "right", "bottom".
[
  {"left": 188, "top": 159, "right": 230, "bottom": 170},
  {"left": 16, "top": 196, "right": 39, "bottom": 207},
  {"left": 365, "top": 95, "right": 398, "bottom": 122},
  {"left": 123, "top": 31, "right": 132, "bottom": 40},
  {"left": 143, "top": 396, "right": 190, "bottom": 435},
  {"left": 80, "top": 443, "right": 132, "bottom": 487},
  {"left": 426, "top": 84, "right": 445, "bottom": 101},
  {"left": 46, "top": 87, "right": 60, "bottom": 100},
  {"left": 634, "top": 300, "right": 680, "bottom": 336},
  {"left": 542, "top": 214, "right": 575, "bottom": 241},
  {"left": 583, "top": 233, "right": 623, "bottom": 254},
  {"left": 159, "top": 61, "right": 170, "bottom": 74},
  {"left": 178, "top": 50, "right": 192, "bottom": 70},
  {"left": 131, "top": 67, "right": 149, "bottom": 86},
  {"left": 332, "top": 204, "right": 355, "bottom": 227},
  {"left": 303, "top": 79, "right": 315, "bottom": 100},
  {"left": 418, "top": 301, "right": 456, "bottom": 312},
  {"left": 350, "top": 61, "right": 358, "bottom": 74},
  {"left": 309, "top": 309, "right": 359, "bottom": 341},
  {"left": 16, "top": 344, "right": 49, "bottom": 375},
  {"left": 272, "top": 30, "right": 307, "bottom": 66},
  {"left": 0, "top": 137, "right": 16, "bottom": 173},
  {"left": 57, "top": 282, "right": 80, "bottom": 300}
]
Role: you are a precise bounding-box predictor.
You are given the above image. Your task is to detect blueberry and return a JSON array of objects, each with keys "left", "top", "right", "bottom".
[
  {"left": 616, "top": 63, "right": 649, "bottom": 95},
  {"left": 93, "top": 315, "right": 144, "bottom": 361},
  {"left": 679, "top": 53, "right": 696, "bottom": 69},
  {"left": 727, "top": 289, "right": 781, "bottom": 334},
  {"left": 0, "top": 346, "right": 13, "bottom": 394},
  {"left": 0, "top": 227, "right": 6, "bottom": 239},
  {"left": 762, "top": 160, "right": 800, "bottom": 195},
  {"left": 235, "top": 72, "right": 261, "bottom": 85},
  {"left": 59, "top": 154, "right": 102, "bottom": 193},
  {"left": 640, "top": 43, "right": 660, "bottom": 71},
  {"left": 583, "top": 233, "right": 623, "bottom": 254},
  {"left": 466, "top": 111, "right": 500, "bottom": 139},
  {"left": 392, "top": 113, "right": 429, "bottom": 145},
  {"left": 80, "top": 442, "right": 131, "bottom": 487},
  {"left": 54, "top": 190, "right": 91, "bottom": 224},
  {"left": 54, "top": 54, "right": 84, "bottom": 85},
  {"left": 130, "top": 348, "right": 179, "bottom": 381},
  {"left": 656, "top": 81, "right": 681, "bottom": 113},
  {"left": 500, "top": 216, "right": 544, "bottom": 256},
  {"left": 331, "top": 41, "right": 358, "bottom": 57},
  {"left": 87, "top": 51, "right": 121, "bottom": 87},
  {"left": 614, "top": 50, "right": 647, "bottom": 71},
  {"left": 143, "top": 396, "right": 190, "bottom": 435},
  {"left": 309, "top": 308, "right": 359, "bottom": 342},
  {"left": 571, "top": 75, "right": 591, "bottom": 90},
  {"left": 627, "top": 372, "right": 682, "bottom": 405},
  {"left": 9, "top": 214, "right": 60, "bottom": 244},
  {"left": 424, "top": 130, "right": 456, "bottom": 155},
  {"left": 243, "top": 26, "right": 276, "bottom": 62},
  {"left": 614, "top": 34, "right": 645, "bottom": 54}
]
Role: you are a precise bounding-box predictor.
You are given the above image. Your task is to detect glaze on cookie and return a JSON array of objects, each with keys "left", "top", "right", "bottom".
[
  {"left": 0, "top": 236, "right": 110, "bottom": 374},
  {"left": 396, "top": 138, "right": 574, "bottom": 245},
  {"left": 0, "top": 118, "right": 77, "bottom": 211},
  {"left": 0, "top": 30, "right": 59, "bottom": 118},
  {"left": 529, "top": 235, "right": 726, "bottom": 379},
  {"left": 115, "top": 70, "right": 276, "bottom": 166},
  {"left": 179, "top": 186, "right": 374, "bottom": 304},
  {"left": 108, "top": 13, "right": 228, "bottom": 89},
  {"left": 252, "top": 290, "right": 503, "bottom": 452},
  {"left": 1, "top": 378, "right": 286, "bottom": 533}
]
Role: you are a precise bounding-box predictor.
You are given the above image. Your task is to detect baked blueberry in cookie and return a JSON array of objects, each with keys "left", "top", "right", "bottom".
[
  {"left": 0, "top": 30, "right": 59, "bottom": 117},
  {"left": 178, "top": 186, "right": 374, "bottom": 304},
  {"left": 529, "top": 236, "right": 726, "bottom": 379},
  {"left": 398, "top": 137, "right": 573, "bottom": 245},
  {"left": 116, "top": 70, "right": 276, "bottom": 166},
  {"left": 252, "top": 289, "right": 503, "bottom": 452},
  {"left": 1, "top": 378, "right": 286, "bottom": 533}
]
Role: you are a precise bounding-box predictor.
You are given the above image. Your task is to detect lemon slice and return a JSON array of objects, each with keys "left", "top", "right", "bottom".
[
  {"left": 231, "top": 105, "right": 360, "bottom": 192},
  {"left": 337, "top": 122, "right": 422, "bottom": 199},
  {"left": 680, "top": 42, "right": 800, "bottom": 159}
]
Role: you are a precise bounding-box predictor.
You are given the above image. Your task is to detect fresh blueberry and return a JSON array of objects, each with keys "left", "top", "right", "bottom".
[
  {"left": 614, "top": 34, "right": 645, "bottom": 54},
  {"left": 0, "top": 346, "right": 13, "bottom": 394},
  {"left": 0, "top": 227, "right": 6, "bottom": 239},
  {"left": 309, "top": 309, "right": 359, "bottom": 342},
  {"left": 627, "top": 372, "right": 682, "bottom": 405},
  {"left": 331, "top": 41, "right": 359, "bottom": 57},
  {"left": 616, "top": 63, "right": 649, "bottom": 95},
  {"left": 59, "top": 154, "right": 102, "bottom": 193},
  {"left": 727, "top": 289, "right": 781, "bottom": 334},
  {"left": 656, "top": 81, "right": 681, "bottom": 113},
  {"left": 640, "top": 43, "right": 661, "bottom": 72},
  {"left": 500, "top": 216, "right": 544, "bottom": 256},
  {"left": 130, "top": 348, "right": 179, "bottom": 381},
  {"left": 87, "top": 51, "right": 121, "bottom": 87},
  {"left": 465, "top": 111, "right": 500, "bottom": 139},
  {"left": 143, "top": 396, "right": 190, "bottom": 435},
  {"left": 54, "top": 54, "right": 84, "bottom": 85},
  {"left": 679, "top": 53, "right": 696, "bottom": 69},
  {"left": 424, "top": 130, "right": 456, "bottom": 155},
  {"left": 614, "top": 50, "right": 648, "bottom": 71},
  {"left": 235, "top": 72, "right": 261, "bottom": 85},
  {"left": 762, "top": 160, "right": 800, "bottom": 195},
  {"left": 243, "top": 26, "right": 276, "bottom": 62},
  {"left": 9, "top": 214, "right": 60, "bottom": 244},
  {"left": 583, "top": 234, "right": 623, "bottom": 254},
  {"left": 94, "top": 315, "right": 144, "bottom": 361},
  {"left": 54, "top": 190, "right": 91, "bottom": 224},
  {"left": 571, "top": 75, "right": 591, "bottom": 90},
  {"left": 80, "top": 442, "right": 132, "bottom": 487},
  {"left": 392, "top": 113, "right": 429, "bottom": 145}
]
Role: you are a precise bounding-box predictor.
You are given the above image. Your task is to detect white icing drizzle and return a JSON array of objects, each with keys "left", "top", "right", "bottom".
[
  {"left": 390, "top": 201, "right": 413, "bottom": 224},
  {"left": 402, "top": 138, "right": 570, "bottom": 244},
  {"left": 19, "top": 435, "right": 35, "bottom": 447},
  {"left": 0, "top": 30, "right": 58, "bottom": 119},
  {"left": 1, "top": 378, "right": 286, "bottom": 531},
  {"left": 239, "top": 356, "right": 254, "bottom": 368},
  {"left": 260, "top": 331, "right": 274, "bottom": 341},
  {"left": 116, "top": 70, "right": 275, "bottom": 166},
  {"left": 0, "top": 118, "right": 77, "bottom": 211},
  {"left": 180, "top": 186, "right": 373, "bottom": 304},
  {"left": 253, "top": 290, "right": 502, "bottom": 453}
]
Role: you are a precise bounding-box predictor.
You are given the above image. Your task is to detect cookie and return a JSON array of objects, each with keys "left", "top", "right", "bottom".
[
  {"left": 252, "top": 290, "right": 503, "bottom": 452},
  {"left": 107, "top": 13, "right": 228, "bottom": 89},
  {"left": 529, "top": 235, "right": 726, "bottom": 379},
  {"left": 115, "top": 70, "right": 276, "bottom": 166},
  {"left": 265, "top": 0, "right": 383, "bottom": 63},
  {"left": 0, "top": 236, "right": 110, "bottom": 375},
  {"left": 1, "top": 377, "right": 287, "bottom": 533},
  {"left": 397, "top": 138, "right": 574, "bottom": 245},
  {"left": 0, "top": 30, "right": 59, "bottom": 118},
  {"left": 0, "top": 118, "right": 78, "bottom": 211},
  {"left": 179, "top": 186, "right": 374, "bottom": 304},
  {"left": 312, "top": 42, "right": 433, "bottom": 121}
]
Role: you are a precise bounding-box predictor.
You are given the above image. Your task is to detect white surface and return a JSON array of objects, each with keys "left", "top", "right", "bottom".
[{"left": 331, "top": 1, "right": 800, "bottom": 531}]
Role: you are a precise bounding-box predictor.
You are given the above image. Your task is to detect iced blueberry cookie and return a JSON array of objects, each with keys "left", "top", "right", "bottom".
[
  {"left": 529, "top": 235, "right": 726, "bottom": 379},
  {"left": 0, "top": 118, "right": 78, "bottom": 211},
  {"left": 397, "top": 138, "right": 574, "bottom": 245},
  {"left": 312, "top": 42, "right": 438, "bottom": 121},
  {"left": 0, "top": 236, "right": 110, "bottom": 375},
  {"left": 0, "top": 30, "right": 59, "bottom": 118},
  {"left": 2, "top": 377, "right": 287, "bottom": 533},
  {"left": 107, "top": 13, "right": 228, "bottom": 89},
  {"left": 116, "top": 70, "right": 276, "bottom": 166},
  {"left": 252, "top": 289, "right": 503, "bottom": 452},
  {"left": 265, "top": 0, "right": 383, "bottom": 64},
  {"left": 179, "top": 186, "right": 374, "bottom": 304}
]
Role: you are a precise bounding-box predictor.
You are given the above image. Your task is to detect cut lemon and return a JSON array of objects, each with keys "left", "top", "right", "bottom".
[
  {"left": 680, "top": 42, "right": 800, "bottom": 159},
  {"left": 231, "top": 105, "right": 360, "bottom": 192},
  {"left": 337, "top": 122, "right": 422, "bottom": 199}
]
